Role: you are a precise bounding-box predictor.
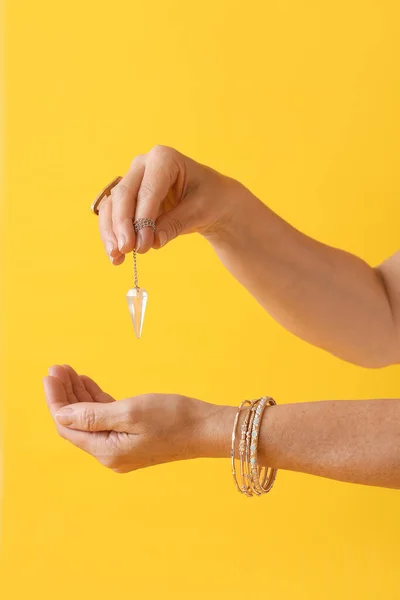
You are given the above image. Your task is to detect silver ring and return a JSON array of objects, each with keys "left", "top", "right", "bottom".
[{"left": 133, "top": 218, "right": 156, "bottom": 234}]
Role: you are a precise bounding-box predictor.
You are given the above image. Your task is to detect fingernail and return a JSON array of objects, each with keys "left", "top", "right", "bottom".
[
  {"left": 118, "top": 235, "right": 126, "bottom": 251},
  {"left": 48, "top": 366, "right": 57, "bottom": 377},
  {"left": 136, "top": 232, "right": 142, "bottom": 252},
  {"left": 55, "top": 406, "right": 74, "bottom": 426},
  {"left": 158, "top": 231, "right": 167, "bottom": 247},
  {"left": 106, "top": 241, "right": 114, "bottom": 256}
]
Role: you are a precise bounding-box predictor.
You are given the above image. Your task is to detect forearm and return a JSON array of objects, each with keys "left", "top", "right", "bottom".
[
  {"left": 203, "top": 399, "right": 400, "bottom": 489},
  {"left": 206, "top": 181, "right": 399, "bottom": 367}
]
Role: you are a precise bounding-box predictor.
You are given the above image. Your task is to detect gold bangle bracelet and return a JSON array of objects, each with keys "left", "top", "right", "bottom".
[
  {"left": 246, "top": 401, "right": 262, "bottom": 496},
  {"left": 231, "top": 400, "right": 251, "bottom": 494},
  {"left": 239, "top": 400, "right": 259, "bottom": 496},
  {"left": 231, "top": 396, "right": 278, "bottom": 497},
  {"left": 249, "top": 397, "right": 277, "bottom": 494}
]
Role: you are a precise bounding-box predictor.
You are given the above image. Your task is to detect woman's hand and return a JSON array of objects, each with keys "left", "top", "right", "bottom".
[
  {"left": 99, "top": 145, "right": 242, "bottom": 264},
  {"left": 44, "top": 365, "right": 231, "bottom": 472}
]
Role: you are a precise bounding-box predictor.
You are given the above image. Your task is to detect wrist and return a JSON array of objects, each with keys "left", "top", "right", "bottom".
[
  {"left": 188, "top": 398, "right": 283, "bottom": 469},
  {"left": 190, "top": 400, "right": 236, "bottom": 460},
  {"left": 203, "top": 176, "right": 270, "bottom": 250}
]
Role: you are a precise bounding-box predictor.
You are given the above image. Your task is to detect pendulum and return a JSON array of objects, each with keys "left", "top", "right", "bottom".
[
  {"left": 126, "top": 219, "right": 156, "bottom": 338},
  {"left": 126, "top": 218, "right": 156, "bottom": 338},
  {"left": 126, "top": 248, "right": 148, "bottom": 339}
]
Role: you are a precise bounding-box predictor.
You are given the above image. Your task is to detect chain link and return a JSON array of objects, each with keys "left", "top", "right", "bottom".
[
  {"left": 133, "top": 250, "right": 139, "bottom": 290},
  {"left": 132, "top": 218, "right": 156, "bottom": 291}
]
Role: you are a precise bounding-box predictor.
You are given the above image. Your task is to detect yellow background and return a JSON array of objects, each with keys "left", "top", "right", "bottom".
[{"left": 1, "top": 1, "right": 400, "bottom": 598}]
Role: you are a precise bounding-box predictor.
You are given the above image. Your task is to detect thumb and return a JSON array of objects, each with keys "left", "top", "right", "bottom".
[
  {"left": 155, "top": 203, "right": 194, "bottom": 248},
  {"left": 55, "top": 401, "right": 132, "bottom": 432}
]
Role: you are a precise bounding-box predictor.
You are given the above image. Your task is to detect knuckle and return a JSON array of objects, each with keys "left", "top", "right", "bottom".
[
  {"left": 125, "top": 404, "right": 137, "bottom": 424},
  {"left": 112, "top": 214, "right": 133, "bottom": 228},
  {"left": 111, "top": 181, "right": 128, "bottom": 201},
  {"left": 98, "top": 197, "right": 111, "bottom": 214},
  {"left": 149, "top": 144, "right": 172, "bottom": 161},
  {"left": 168, "top": 217, "right": 183, "bottom": 238},
  {"left": 130, "top": 154, "right": 144, "bottom": 169},
  {"left": 81, "top": 407, "right": 97, "bottom": 431},
  {"left": 137, "top": 180, "right": 154, "bottom": 205},
  {"left": 98, "top": 219, "right": 113, "bottom": 238}
]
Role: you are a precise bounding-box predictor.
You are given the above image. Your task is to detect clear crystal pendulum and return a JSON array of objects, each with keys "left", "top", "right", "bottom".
[
  {"left": 126, "top": 218, "right": 155, "bottom": 338},
  {"left": 126, "top": 248, "right": 148, "bottom": 339}
]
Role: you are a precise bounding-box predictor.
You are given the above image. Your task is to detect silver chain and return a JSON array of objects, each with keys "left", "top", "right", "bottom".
[
  {"left": 132, "top": 218, "right": 156, "bottom": 292},
  {"left": 133, "top": 250, "right": 139, "bottom": 290}
]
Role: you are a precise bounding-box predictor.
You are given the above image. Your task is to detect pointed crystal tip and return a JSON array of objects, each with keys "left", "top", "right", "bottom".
[{"left": 126, "top": 288, "right": 148, "bottom": 338}]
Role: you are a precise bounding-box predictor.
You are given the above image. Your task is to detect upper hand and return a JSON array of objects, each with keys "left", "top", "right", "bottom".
[{"left": 98, "top": 145, "right": 238, "bottom": 264}]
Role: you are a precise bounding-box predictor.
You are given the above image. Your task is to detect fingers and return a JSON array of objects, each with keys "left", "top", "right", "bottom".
[
  {"left": 62, "top": 365, "right": 94, "bottom": 403},
  {"left": 43, "top": 374, "right": 93, "bottom": 450},
  {"left": 80, "top": 375, "right": 115, "bottom": 403},
  {"left": 43, "top": 374, "right": 69, "bottom": 417},
  {"left": 48, "top": 365, "right": 76, "bottom": 404},
  {"left": 44, "top": 367, "right": 123, "bottom": 464},
  {"left": 48, "top": 365, "right": 115, "bottom": 404},
  {"left": 97, "top": 146, "right": 184, "bottom": 262},
  {"left": 134, "top": 146, "right": 180, "bottom": 253},
  {"left": 98, "top": 196, "right": 123, "bottom": 263},
  {"left": 54, "top": 399, "right": 134, "bottom": 433},
  {"left": 49, "top": 364, "right": 91, "bottom": 404},
  {"left": 111, "top": 156, "right": 145, "bottom": 254}
]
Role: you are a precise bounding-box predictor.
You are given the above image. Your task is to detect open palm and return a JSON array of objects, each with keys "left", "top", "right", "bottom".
[
  {"left": 44, "top": 365, "right": 137, "bottom": 470},
  {"left": 43, "top": 365, "right": 216, "bottom": 473}
]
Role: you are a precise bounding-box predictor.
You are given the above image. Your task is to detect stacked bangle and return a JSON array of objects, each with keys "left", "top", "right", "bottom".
[
  {"left": 231, "top": 400, "right": 252, "bottom": 495},
  {"left": 231, "top": 396, "right": 277, "bottom": 496}
]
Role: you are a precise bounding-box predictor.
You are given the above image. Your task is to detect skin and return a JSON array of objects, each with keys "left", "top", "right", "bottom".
[{"left": 44, "top": 146, "right": 400, "bottom": 489}]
